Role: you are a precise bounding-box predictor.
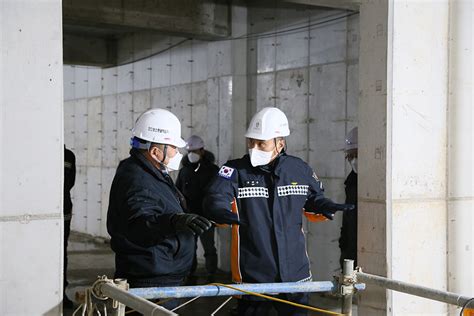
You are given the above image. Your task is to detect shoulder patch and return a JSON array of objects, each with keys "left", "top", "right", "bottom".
[{"left": 218, "top": 166, "right": 235, "bottom": 179}]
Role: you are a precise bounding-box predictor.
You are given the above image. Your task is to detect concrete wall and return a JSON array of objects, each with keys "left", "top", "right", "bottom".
[
  {"left": 0, "top": 0, "right": 64, "bottom": 314},
  {"left": 64, "top": 36, "right": 238, "bottom": 269},
  {"left": 357, "top": 0, "right": 473, "bottom": 314},
  {"left": 63, "top": 5, "right": 359, "bottom": 278},
  {"left": 390, "top": 1, "right": 449, "bottom": 314},
  {"left": 447, "top": 0, "right": 473, "bottom": 314},
  {"left": 245, "top": 7, "right": 359, "bottom": 280}
]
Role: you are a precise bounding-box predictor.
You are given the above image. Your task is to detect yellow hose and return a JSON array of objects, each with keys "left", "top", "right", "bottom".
[{"left": 209, "top": 282, "right": 344, "bottom": 316}]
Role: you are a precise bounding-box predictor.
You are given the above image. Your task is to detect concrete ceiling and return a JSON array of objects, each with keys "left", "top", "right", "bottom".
[
  {"left": 63, "top": 0, "right": 357, "bottom": 66},
  {"left": 63, "top": 0, "right": 231, "bottom": 66}
]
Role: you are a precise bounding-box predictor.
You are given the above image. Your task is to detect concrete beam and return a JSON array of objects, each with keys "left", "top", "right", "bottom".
[
  {"left": 63, "top": 33, "right": 117, "bottom": 67},
  {"left": 283, "top": 0, "right": 359, "bottom": 11},
  {"left": 63, "top": 0, "right": 231, "bottom": 40}
]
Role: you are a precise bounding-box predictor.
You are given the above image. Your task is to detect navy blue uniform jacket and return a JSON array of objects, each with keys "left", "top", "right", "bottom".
[
  {"left": 204, "top": 153, "right": 328, "bottom": 284},
  {"left": 107, "top": 149, "right": 194, "bottom": 286}
]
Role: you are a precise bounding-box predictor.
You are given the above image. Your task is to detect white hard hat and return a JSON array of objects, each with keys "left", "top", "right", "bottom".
[
  {"left": 245, "top": 107, "right": 290, "bottom": 141},
  {"left": 345, "top": 127, "right": 358, "bottom": 152},
  {"left": 132, "top": 109, "right": 186, "bottom": 148},
  {"left": 186, "top": 135, "right": 205, "bottom": 151}
]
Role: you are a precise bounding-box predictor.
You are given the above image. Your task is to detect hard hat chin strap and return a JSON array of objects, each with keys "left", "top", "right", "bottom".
[
  {"left": 273, "top": 138, "right": 286, "bottom": 156},
  {"left": 274, "top": 139, "right": 280, "bottom": 153},
  {"left": 161, "top": 144, "right": 168, "bottom": 163},
  {"left": 147, "top": 143, "right": 168, "bottom": 169}
]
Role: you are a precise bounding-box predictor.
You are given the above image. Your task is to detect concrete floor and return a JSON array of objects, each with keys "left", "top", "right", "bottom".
[{"left": 63, "top": 232, "right": 353, "bottom": 315}]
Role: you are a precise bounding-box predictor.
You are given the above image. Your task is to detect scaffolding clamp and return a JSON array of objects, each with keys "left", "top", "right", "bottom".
[{"left": 91, "top": 275, "right": 114, "bottom": 300}]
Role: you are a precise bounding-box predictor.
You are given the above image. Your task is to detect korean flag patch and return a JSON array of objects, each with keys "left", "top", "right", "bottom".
[{"left": 218, "top": 166, "right": 235, "bottom": 179}]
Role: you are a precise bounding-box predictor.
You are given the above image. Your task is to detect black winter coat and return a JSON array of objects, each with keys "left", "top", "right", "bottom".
[
  {"left": 175, "top": 151, "right": 219, "bottom": 215},
  {"left": 64, "top": 147, "right": 76, "bottom": 217},
  {"left": 339, "top": 171, "right": 357, "bottom": 267},
  {"left": 107, "top": 149, "right": 194, "bottom": 286}
]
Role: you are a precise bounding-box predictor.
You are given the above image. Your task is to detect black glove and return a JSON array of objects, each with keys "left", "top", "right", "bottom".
[
  {"left": 327, "top": 203, "right": 355, "bottom": 212},
  {"left": 171, "top": 213, "right": 212, "bottom": 235},
  {"left": 312, "top": 199, "right": 355, "bottom": 220}
]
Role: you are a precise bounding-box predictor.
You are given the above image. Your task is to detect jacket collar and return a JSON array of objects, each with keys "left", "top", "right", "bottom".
[
  {"left": 271, "top": 152, "right": 287, "bottom": 177},
  {"left": 130, "top": 148, "right": 170, "bottom": 184}
]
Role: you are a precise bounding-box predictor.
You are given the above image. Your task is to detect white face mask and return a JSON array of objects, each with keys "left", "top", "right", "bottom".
[
  {"left": 350, "top": 158, "right": 358, "bottom": 173},
  {"left": 152, "top": 148, "right": 183, "bottom": 172},
  {"left": 166, "top": 151, "right": 183, "bottom": 171},
  {"left": 187, "top": 152, "right": 200, "bottom": 163},
  {"left": 249, "top": 148, "right": 274, "bottom": 167}
]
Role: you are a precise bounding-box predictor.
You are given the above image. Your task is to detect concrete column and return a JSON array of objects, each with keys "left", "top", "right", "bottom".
[
  {"left": 359, "top": 0, "right": 452, "bottom": 314},
  {"left": 389, "top": 1, "right": 449, "bottom": 314},
  {"left": 357, "top": 1, "right": 390, "bottom": 314},
  {"left": 231, "top": 2, "right": 248, "bottom": 158},
  {"left": 0, "top": 0, "right": 63, "bottom": 315},
  {"left": 214, "top": 3, "right": 248, "bottom": 272},
  {"left": 447, "top": 0, "right": 473, "bottom": 314}
]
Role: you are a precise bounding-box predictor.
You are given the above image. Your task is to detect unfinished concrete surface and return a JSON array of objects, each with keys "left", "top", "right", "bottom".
[
  {"left": 63, "top": 4, "right": 359, "bottom": 282},
  {"left": 63, "top": 1, "right": 473, "bottom": 314},
  {"left": 64, "top": 233, "right": 355, "bottom": 316},
  {"left": 0, "top": 0, "right": 472, "bottom": 315},
  {"left": 447, "top": 0, "right": 473, "bottom": 314},
  {"left": 357, "top": 0, "right": 473, "bottom": 315},
  {"left": 62, "top": 0, "right": 231, "bottom": 66},
  {"left": 0, "top": 0, "right": 64, "bottom": 315}
]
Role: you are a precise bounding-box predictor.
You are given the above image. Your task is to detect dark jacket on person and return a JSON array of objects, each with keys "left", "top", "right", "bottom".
[
  {"left": 203, "top": 153, "right": 335, "bottom": 284},
  {"left": 175, "top": 150, "right": 219, "bottom": 215},
  {"left": 106, "top": 148, "right": 195, "bottom": 286},
  {"left": 64, "top": 147, "right": 76, "bottom": 218},
  {"left": 339, "top": 170, "right": 357, "bottom": 267}
]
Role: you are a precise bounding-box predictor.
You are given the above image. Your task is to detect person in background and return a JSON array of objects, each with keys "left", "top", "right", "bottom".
[
  {"left": 63, "top": 145, "right": 76, "bottom": 309},
  {"left": 106, "top": 109, "right": 212, "bottom": 311},
  {"left": 203, "top": 107, "right": 355, "bottom": 316},
  {"left": 176, "top": 135, "right": 220, "bottom": 282},
  {"left": 339, "top": 127, "right": 358, "bottom": 269}
]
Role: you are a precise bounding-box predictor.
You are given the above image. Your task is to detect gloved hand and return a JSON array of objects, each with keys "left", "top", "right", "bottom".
[
  {"left": 311, "top": 199, "right": 355, "bottom": 220},
  {"left": 327, "top": 203, "right": 355, "bottom": 212},
  {"left": 171, "top": 213, "right": 212, "bottom": 235}
]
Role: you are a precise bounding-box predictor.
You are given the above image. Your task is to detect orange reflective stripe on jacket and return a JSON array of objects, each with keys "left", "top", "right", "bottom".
[{"left": 231, "top": 198, "right": 242, "bottom": 283}]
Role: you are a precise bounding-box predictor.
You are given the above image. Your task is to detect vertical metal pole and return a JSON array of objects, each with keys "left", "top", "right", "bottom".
[
  {"left": 341, "top": 259, "right": 354, "bottom": 315},
  {"left": 106, "top": 278, "right": 128, "bottom": 316},
  {"left": 114, "top": 279, "right": 128, "bottom": 316}
]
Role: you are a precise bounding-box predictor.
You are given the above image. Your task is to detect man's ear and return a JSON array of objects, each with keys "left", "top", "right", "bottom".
[
  {"left": 278, "top": 138, "right": 286, "bottom": 151},
  {"left": 149, "top": 145, "right": 162, "bottom": 160}
]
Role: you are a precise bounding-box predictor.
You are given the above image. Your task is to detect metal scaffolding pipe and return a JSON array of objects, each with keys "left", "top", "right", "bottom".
[
  {"left": 341, "top": 260, "right": 355, "bottom": 315},
  {"left": 99, "top": 282, "right": 177, "bottom": 316},
  {"left": 129, "top": 281, "right": 338, "bottom": 300},
  {"left": 356, "top": 271, "right": 473, "bottom": 307}
]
